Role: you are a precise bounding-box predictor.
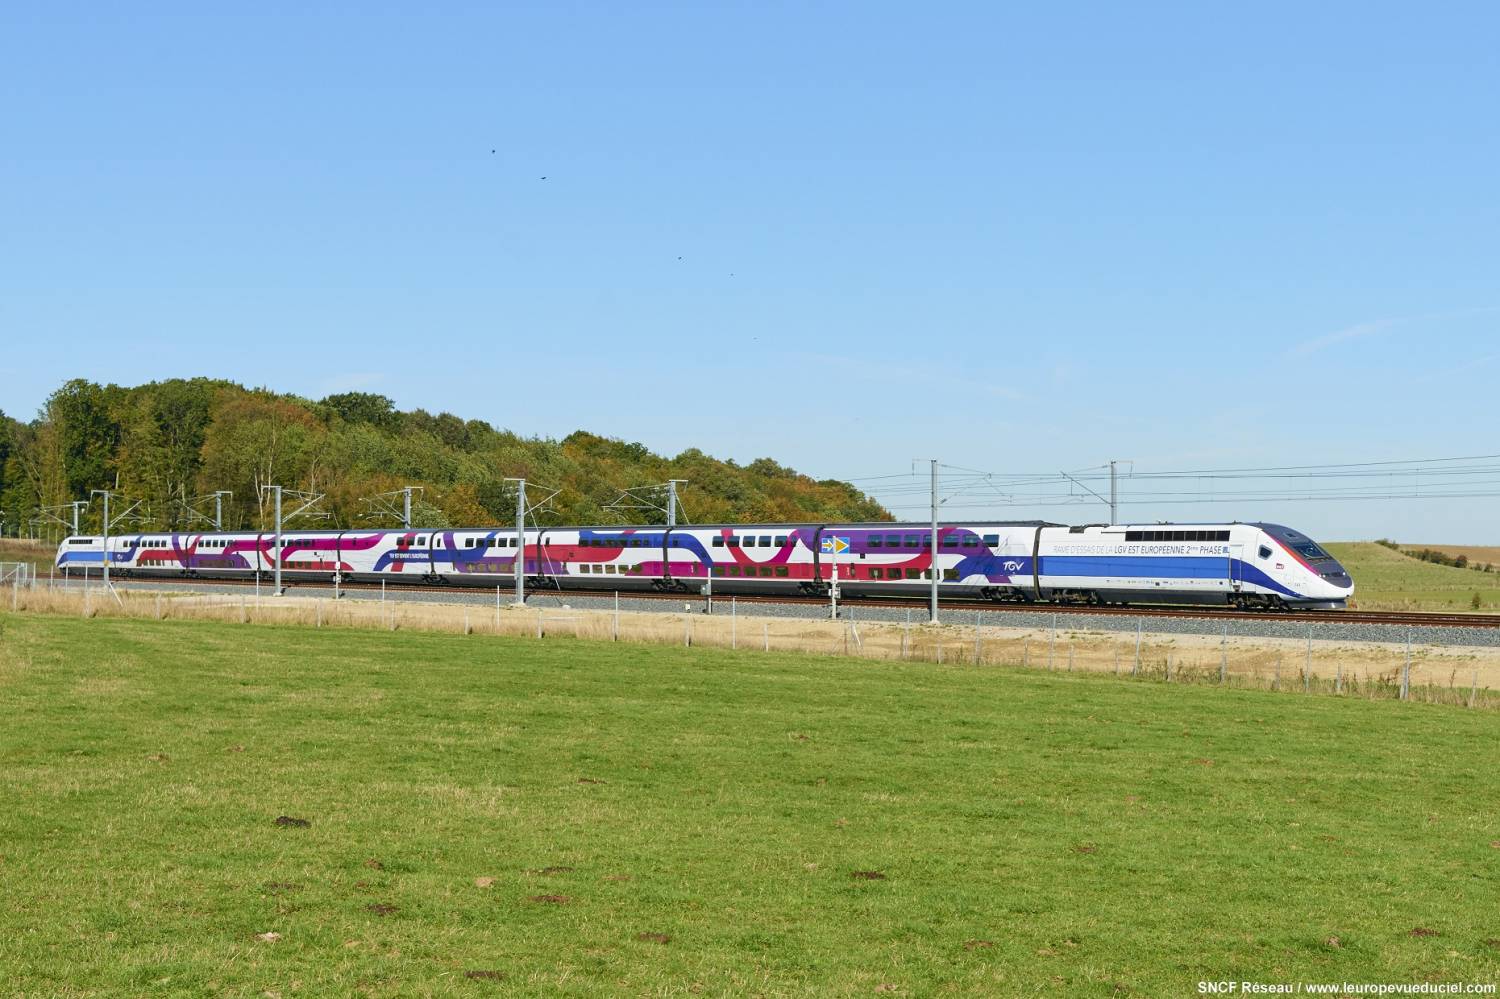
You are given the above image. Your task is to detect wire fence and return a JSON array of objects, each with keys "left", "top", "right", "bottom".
[{"left": 3, "top": 577, "right": 1495, "bottom": 711}]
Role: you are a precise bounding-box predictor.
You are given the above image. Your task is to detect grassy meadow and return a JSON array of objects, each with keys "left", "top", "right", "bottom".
[
  {"left": 1, "top": 613, "right": 1498, "bottom": 996},
  {"left": 1328, "top": 542, "right": 1500, "bottom": 612}
]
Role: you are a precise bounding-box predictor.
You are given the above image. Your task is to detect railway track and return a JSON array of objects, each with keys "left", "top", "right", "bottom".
[{"left": 82, "top": 573, "right": 1500, "bottom": 630}]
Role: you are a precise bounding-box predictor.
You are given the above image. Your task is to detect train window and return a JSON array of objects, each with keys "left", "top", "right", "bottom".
[
  {"left": 870, "top": 567, "right": 884, "bottom": 579},
  {"left": 727, "top": 536, "right": 740, "bottom": 547},
  {"left": 944, "top": 569, "right": 959, "bottom": 580},
  {"left": 775, "top": 535, "right": 788, "bottom": 546},
  {"left": 775, "top": 566, "right": 789, "bottom": 577},
  {"left": 942, "top": 537, "right": 958, "bottom": 548},
  {"left": 962, "top": 537, "right": 978, "bottom": 548},
  {"left": 983, "top": 534, "right": 999, "bottom": 546},
  {"left": 743, "top": 537, "right": 756, "bottom": 548},
  {"left": 1216, "top": 531, "right": 1230, "bottom": 541},
  {"left": 904, "top": 534, "right": 919, "bottom": 547},
  {"left": 712, "top": 566, "right": 724, "bottom": 576},
  {"left": 1258, "top": 545, "right": 1272, "bottom": 559},
  {"left": 761, "top": 567, "right": 773, "bottom": 577},
  {"left": 886, "top": 534, "right": 901, "bottom": 547},
  {"left": 712, "top": 537, "right": 724, "bottom": 547},
  {"left": 417, "top": 536, "right": 427, "bottom": 545},
  {"left": 869, "top": 536, "right": 882, "bottom": 548},
  {"left": 906, "top": 568, "right": 921, "bottom": 580},
  {"left": 759, "top": 535, "right": 771, "bottom": 546},
  {"left": 923, "top": 570, "right": 933, "bottom": 580},
  {"left": 727, "top": 566, "right": 740, "bottom": 577}
]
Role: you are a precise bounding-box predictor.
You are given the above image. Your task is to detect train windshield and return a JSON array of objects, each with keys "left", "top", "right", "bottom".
[{"left": 1292, "top": 542, "right": 1331, "bottom": 561}]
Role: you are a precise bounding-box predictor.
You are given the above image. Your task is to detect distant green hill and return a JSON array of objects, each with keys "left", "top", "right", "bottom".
[
  {"left": 0, "top": 379, "right": 890, "bottom": 535},
  {"left": 1327, "top": 542, "right": 1500, "bottom": 612}
]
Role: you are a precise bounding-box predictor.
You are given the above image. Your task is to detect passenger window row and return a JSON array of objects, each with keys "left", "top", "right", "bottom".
[
  {"left": 711, "top": 536, "right": 789, "bottom": 548},
  {"left": 1125, "top": 530, "right": 1232, "bottom": 542}
]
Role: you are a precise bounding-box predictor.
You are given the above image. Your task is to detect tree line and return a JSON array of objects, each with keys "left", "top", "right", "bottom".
[
  {"left": 1374, "top": 538, "right": 1495, "bottom": 573},
  {"left": 0, "top": 379, "right": 890, "bottom": 538}
]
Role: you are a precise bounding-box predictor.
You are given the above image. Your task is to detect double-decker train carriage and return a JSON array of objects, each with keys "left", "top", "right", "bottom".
[{"left": 57, "top": 520, "right": 1353, "bottom": 610}]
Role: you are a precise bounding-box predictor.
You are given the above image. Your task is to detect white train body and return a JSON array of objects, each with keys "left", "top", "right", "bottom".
[{"left": 55, "top": 520, "right": 1353, "bottom": 610}]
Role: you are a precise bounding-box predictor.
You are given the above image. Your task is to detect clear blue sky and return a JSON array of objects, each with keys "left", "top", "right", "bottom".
[{"left": 3, "top": 3, "right": 1497, "bottom": 540}]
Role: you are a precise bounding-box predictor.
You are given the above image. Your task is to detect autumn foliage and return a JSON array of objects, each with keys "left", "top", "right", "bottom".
[{"left": 0, "top": 379, "right": 889, "bottom": 534}]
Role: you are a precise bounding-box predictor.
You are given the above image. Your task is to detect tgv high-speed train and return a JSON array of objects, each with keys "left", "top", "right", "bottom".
[{"left": 56, "top": 520, "right": 1354, "bottom": 610}]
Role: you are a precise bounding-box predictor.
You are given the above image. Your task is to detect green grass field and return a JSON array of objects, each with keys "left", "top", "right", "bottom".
[
  {"left": 1328, "top": 542, "right": 1500, "bottom": 612},
  {"left": 1, "top": 614, "right": 1497, "bottom": 996}
]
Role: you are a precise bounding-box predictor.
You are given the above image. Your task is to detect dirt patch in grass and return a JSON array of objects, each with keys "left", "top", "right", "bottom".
[
  {"left": 577, "top": 777, "right": 606, "bottom": 785},
  {"left": 603, "top": 874, "right": 632, "bottom": 882},
  {"left": 366, "top": 903, "right": 397, "bottom": 916},
  {"left": 1073, "top": 844, "right": 1097, "bottom": 854},
  {"left": 363, "top": 858, "right": 384, "bottom": 870},
  {"left": 634, "top": 932, "right": 670, "bottom": 944},
  {"left": 262, "top": 882, "right": 300, "bottom": 894},
  {"left": 464, "top": 970, "right": 505, "bottom": 980},
  {"left": 527, "top": 894, "right": 571, "bottom": 904},
  {"left": 528, "top": 866, "right": 574, "bottom": 875},
  {"left": 1409, "top": 927, "right": 1439, "bottom": 937},
  {"left": 273, "top": 815, "right": 310, "bottom": 828},
  {"left": 850, "top": 870, "right": 886, "bottom": 881},
  {"left": 963, "top": 940, "right": 994, "bottom": 950}
]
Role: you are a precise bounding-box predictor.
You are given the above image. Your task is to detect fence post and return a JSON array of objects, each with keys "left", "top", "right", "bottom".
[
  {"left": 731, "top": 597, "right": 737, "bottom": 650},
  {"left": 1305, "top": 626, "right": 1312, "bottom": 692},
  {"left": 1048, "top": 614, "right": 1056, "bottom": 670},
  {"left": 536, "top": 612, "right": 543, "bottom": 640},
  {"left": 1166, "top": 654, "right": 1173, "bottom": 683},
  {"left": 1133, "top": 618, "right": 1142, "bottom": 676},
  {"left": 974, "top": 612, "right": 981, "bottom": 664},
  {"left": 1335, "top": 662, "right": 1342, "bottom": 694},
  {"left": 613, "top": 591, "right": 619, "bottom": 642},
  {"left": 464, "top": 609, "right": 471, "bottom": 635},
  {"left": 496, "top": 586, "right": 502, "bottom": 630},
  {"left": 1219, "top": 624, "right": 1227, "bottom": 684},
  {"left": 155, "top": 593, "right": 162, "bottom": 621},
  {"left": 1401, "top": 629, "right": 1411, "bottom": 701},
  {"left": 316, "top": 600, "right": 322, "bottom": 628},
  {"left": 1023, "top": 638, "right": 1029, "bottom": 668},
  {"left": 1469, "top": 670, "right": 1478, "bottom": 709},
  {"left": 762, "top": 621, "right": 768, "bottom": 652},
  {"left": 1114, "top": 649, "right": 1120, "bottom": 676},
  {"left": 685, "top": 617, "right": 692, "bottom": 648},
  {"left": 1274, "top": 656, "right": 1281, "bottom": 691},
  {"left": 1067, "top": 645, "right": 1073, "bottom": 672},
  {"left": 240, "top": 594, "right": 246, "bottom": 624}
]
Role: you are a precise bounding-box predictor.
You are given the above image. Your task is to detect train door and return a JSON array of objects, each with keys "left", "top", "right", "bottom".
[{"left": 1229, "top": 543, "right": 1244, "bottom": 592}]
